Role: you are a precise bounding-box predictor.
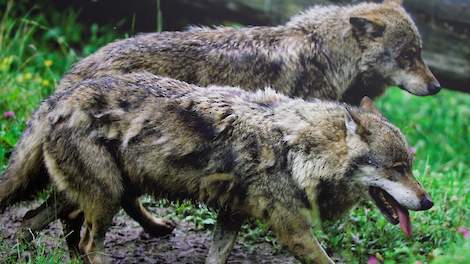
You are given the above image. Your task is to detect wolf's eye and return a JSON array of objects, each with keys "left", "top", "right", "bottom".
[
  {"left": 392, "top": 164, "right": 406, "bottom": 174},
  {"left": 366, "top": 157, "right": 379, "bottom": 168},
  {"left": 402, "top": 51, "right": 413, "bottom": 60},
  {"left": 401, "top": 49, "right": 417, "bottom": 61}
]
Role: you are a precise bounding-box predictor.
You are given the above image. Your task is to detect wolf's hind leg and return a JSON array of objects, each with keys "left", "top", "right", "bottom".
[
  {"left": 62, "top": 209, "right": 84, "bottom": 259},
  {"left": 79, "top": 219, "right": 92, "bottom": 256},
  {"left": 16, "top": 195, "right": 62, "bottom": 242},
  {"left": 121, "top": 196, "right": 175, "bottom": 237},
  {"left": 17, "top": 192, "right": 83, "bottom": 252},
  {"left": 205, "top": 212, "right": 243, "bottom": 264},
  {"left": 43, "top": 135, "right": 123, "bottom": 264},
  {"left": 268, "top": 205, "right": 334, "bottom": 264},
  {"left": 80, "top": 202, "right": 118, "bottom": 264}
]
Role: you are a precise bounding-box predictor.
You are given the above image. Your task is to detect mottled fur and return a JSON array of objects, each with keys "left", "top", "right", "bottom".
[
  {"left": 0, "top": 0, "right": 439, "bottom": 260},
  {"left": 4, "top": 72, "right": 431, "bottom": 263},
  {"left": 58, "top": 1, "right": 439, "bottom": 104},
  {"left": 0, "top": 1, "right": 438, "bottom": 213}
]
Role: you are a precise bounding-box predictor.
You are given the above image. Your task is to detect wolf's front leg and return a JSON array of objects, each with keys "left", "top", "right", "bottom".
[
  {"left": 205, "top": 212, "right": 243, "bottom": 264},
  {"left": 269, "top": 206, "right": 334, "bottom": 264}
]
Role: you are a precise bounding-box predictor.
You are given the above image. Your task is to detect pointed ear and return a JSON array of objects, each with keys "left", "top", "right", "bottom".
[
  {"left": 359, "top": 97, "right": 381, "bottom": 114},
  {"left": 350, "top": 15, "right": 386, "bottom": 39},
  {"left": 384, "top": 0, "right": 403, "bottom": 6},
  {"left": 360, "top": 97, "right": 388, "bottom": 121},
  {"left": 345, "top": 108, "right": 371, "bottom": 143},
  {"left": 408, "top": 147, "right": 416, "bottom": 160}
]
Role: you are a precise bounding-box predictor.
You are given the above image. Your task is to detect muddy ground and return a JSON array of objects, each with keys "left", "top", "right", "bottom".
[{"left": 0, "top": 202, "right": 299, "bottom": 263}]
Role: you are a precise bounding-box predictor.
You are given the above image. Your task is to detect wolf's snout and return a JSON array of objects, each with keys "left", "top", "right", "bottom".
[
  {"left": 418, "top": 194, "right": 433, "bottom": 210},
  {"left": 426, "top": 81, "right": 441, "bottom": 95}
]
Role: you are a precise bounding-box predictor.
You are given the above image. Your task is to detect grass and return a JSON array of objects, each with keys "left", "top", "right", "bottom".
[
  {"left": 0, "top": 1, "right": 117, "bottom": 169},
  {"left": 0, "top": 2, "right": 469, "bottom": 264}
]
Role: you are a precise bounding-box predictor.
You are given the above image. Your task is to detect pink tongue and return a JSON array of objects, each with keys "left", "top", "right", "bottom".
[{"left": 396, "top": 206, "right": 412, "bottom": 237}]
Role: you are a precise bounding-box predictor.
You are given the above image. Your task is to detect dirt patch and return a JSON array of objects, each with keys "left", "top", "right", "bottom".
[{"left": 0, "top": 202, "right": 299, "bottom": 263}]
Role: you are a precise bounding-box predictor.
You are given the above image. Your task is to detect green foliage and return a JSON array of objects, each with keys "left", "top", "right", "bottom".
[
  {"left": 162, "top": 200, "right": 218, "bottom": 230},
  {"left": 432, "top": 239, "right": 470, "bottom": 264},
  {"left": 0, "top": 0, "right": 118, "bottom": 170},
  {"left": 0, "top": 233, "right": 79, "bottom": 264},
  {"left": 0, "top": 1, "right": 468, "bottom": 263}
]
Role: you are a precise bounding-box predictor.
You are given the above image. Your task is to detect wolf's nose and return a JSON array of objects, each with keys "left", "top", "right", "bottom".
[
  {"left": 419, "top": 195, "right": 434, "bottom": 210},
  {"left": 426, "top": 82, "right": 441, "bottom": 95}
]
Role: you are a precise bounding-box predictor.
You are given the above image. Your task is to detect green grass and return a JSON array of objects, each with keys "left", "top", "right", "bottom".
[
  {"left": 0, "top": 2, "right": 469, "bottom": 264},
  {"left": 0, "top": 1, "right": 117, "bottom": 169}
]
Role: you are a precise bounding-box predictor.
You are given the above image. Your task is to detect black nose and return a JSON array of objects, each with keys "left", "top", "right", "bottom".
[
  {"left": 419, "top": 195, "right": 434, "bottom": 210},
  {"left": 427, "top": 82, "right": 441, "bottom": 95}
]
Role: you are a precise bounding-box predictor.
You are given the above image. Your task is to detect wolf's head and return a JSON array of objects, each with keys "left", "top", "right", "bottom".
[
  {"left": 344, "top": 97, "right": 433, "bottom": 236},
  {"left": 349, "top": 0, "right": 440, "bottom": 95},
  {"left": 281, "top": 95, "right": 432, "bottom": 232}
]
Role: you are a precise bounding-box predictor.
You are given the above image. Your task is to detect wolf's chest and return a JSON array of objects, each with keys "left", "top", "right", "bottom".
[{"left": 315, "top": 179, "right": 362, "bottom": 221}]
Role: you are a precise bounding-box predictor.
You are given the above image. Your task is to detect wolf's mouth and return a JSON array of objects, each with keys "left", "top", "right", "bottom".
[{"left": 369, "top": 186, "right": 412, "bottom": 237}]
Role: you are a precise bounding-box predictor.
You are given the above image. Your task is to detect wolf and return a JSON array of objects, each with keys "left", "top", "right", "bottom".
[
  {"left": 57, "top": 0, "right": 440, "bottom": 104},
  {"left": 2, "top": 72, "right": 433, "bottom": 263},
  {"left": 1, "top": 0, "right": 439, "bottom": 254}
]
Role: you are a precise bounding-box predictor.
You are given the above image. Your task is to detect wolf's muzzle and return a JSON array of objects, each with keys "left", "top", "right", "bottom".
[
  {"left": 426, "top": 82, "right": 441, "bottom": 95},
  {"left": 418, "top": 194, "right": 434, "bottom": 210}
]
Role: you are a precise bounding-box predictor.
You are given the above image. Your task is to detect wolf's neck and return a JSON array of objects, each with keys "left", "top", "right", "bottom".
[
  {"left": 286, "top": 7, "right": 362, "bottom": 99},
  {"left": 316, "top": 19, "right": 362, "bottom": 98},
  {"left": 323, "top": 37, "right": 361, "bottom": 98}
]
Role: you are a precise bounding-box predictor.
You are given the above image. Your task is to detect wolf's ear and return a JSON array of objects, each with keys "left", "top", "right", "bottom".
[
  {"left": 360, "top": 97, "right": 380, "bottom": 115},
  {"left": 350, "top": 15, "right": 386, "bottom": 39},
  {"left": 384, "top": 0, "right": 403, "bottom": 6},
  {"left": 359, "top": 97, "right": 388, "bottom": 120},
  {"left": 345, "top": 108, "right": 371, "bottom": 143}
]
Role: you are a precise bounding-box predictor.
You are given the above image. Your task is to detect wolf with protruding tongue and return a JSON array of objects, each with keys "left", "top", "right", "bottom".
[
  {"left": 352, "top": 99, "right": 434, "bottom": 237},
  {"left": 313, "top": 98, "right": 433, "bottom": 239}
]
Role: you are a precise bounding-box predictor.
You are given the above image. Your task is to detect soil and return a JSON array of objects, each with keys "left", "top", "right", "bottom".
[{"left": 0, "top": 202, "right": 299, "bottom": 264}]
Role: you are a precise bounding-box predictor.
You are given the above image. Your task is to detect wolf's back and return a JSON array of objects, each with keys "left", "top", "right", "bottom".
[{"left": 0, "top": 108, "right": 50, "bottom": 211}]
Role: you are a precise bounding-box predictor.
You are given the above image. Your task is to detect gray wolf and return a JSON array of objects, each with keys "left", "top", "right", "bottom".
[
  {"left": 0, "top": 0, "right": 439, "bottom": 257},
  {"left": 0, "top": 1, "right": 440, "bottom": 241},
  {"left": 2, "top": 72, "right": 433, "bottom": 263},
  {"left": 58, "top": 0, "right": 440, "bottom": 104}
]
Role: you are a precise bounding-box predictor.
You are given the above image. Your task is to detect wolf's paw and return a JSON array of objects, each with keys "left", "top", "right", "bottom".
[{"left": 142, "top": 218, "right": 176, "bottom": 237}]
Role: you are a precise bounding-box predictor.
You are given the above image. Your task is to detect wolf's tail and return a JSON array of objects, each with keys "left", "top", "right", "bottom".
[{"left": 0, "top": 109, "right": 50, "bottom": 212}]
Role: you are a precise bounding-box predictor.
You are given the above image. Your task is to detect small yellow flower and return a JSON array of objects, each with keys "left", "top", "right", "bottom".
[
  {"left": 44, "top": 60, "right": 53, "bottom": 68},
  {"left": 41, "top": 79, "right": 50, "bottom": 87},
  {"left": 24, "top": 72, "right": 32, "bottom": 80}
]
